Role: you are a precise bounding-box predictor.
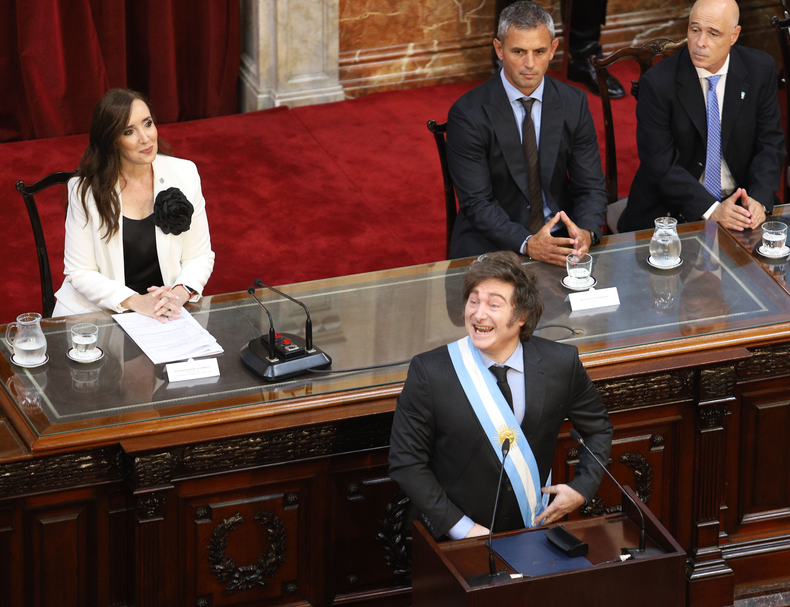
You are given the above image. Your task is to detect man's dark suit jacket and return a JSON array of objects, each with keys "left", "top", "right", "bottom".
[
  {"left": 446, "top": 74, "right": 608, "bottom": 259},
  {"left": 621, "top": 45, "right": 785, "bottom": 232},
  {"left": 388, "top": 337, "right": 612, "bottom": 539}
]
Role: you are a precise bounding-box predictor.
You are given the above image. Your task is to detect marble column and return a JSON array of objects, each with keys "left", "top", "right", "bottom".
[{"left": 239, "top": 0, "right": 345, "bottom": 110}]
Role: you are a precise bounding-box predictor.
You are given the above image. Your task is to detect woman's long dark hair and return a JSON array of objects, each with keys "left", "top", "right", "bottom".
[{"left": 75, "top": 88, "right": 168, "bottom": 241}]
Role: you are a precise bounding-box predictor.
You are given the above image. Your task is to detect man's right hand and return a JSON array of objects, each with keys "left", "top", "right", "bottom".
[
  {"left": 710, "top": 188, "right": 752, "bottom": 231},
  {"left": 525, "top": 212, "right": 582, "bottom": 266},
  {"left": 465, "top": 523, "right": 489, "bottom": 538}
]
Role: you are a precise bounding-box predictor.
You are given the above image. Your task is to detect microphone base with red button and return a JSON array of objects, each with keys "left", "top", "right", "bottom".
[{"left": 240, "top": 332, "right": 331, "bottom": 382}]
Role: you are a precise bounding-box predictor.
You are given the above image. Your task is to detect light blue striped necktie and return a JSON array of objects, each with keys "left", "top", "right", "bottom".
[{"left": 704, "top": 74, "right": 722, "bottom": 201}]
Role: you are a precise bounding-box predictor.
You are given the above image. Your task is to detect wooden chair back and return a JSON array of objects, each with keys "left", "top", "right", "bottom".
[
  {"left": 15, "top": 171, "right": 76, "bottom": 318},
  {"left": 427, "top": 120, "right": 458, "bottom": 260},
  {"left": 591, "top": 38, "right": 687, "bottom": 203}
]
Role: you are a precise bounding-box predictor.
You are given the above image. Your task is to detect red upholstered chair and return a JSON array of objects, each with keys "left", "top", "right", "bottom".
[
  {"left": 427, "top": 120, "right": 458, "bottom": 260},
  {"left": 591, "top": 38, "right": 687, "bottom": 232},
  {"left": 15, "top": 171, "right": 76, "bottom": 318}
]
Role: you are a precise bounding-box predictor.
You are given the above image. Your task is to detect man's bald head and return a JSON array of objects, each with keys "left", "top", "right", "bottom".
[
  {"left": 688, "top": 0, "right": 741, "bottom": 73},
  {"left": 690, "top": 0, "right": 740, "bottom": 29}
]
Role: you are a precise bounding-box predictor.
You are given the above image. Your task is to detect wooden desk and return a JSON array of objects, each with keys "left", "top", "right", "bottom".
[{"left": 1, "top": 223, "right": 789, "bottom": 606}]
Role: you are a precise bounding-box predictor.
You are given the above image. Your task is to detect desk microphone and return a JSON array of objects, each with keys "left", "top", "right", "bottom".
[
  {"left": 467, "top": 438, "right": 514, "bottom": 587},
  {"left": 247, "top": 286, "right": 277, "bottom": 361},
  {"left": 239, "top": 282, "right": 331, "bottom": 381},
  {"left": 569, "top": 429, "right": 663, "bottom": 558},
  {"left": 253, "top": 279, "right": 313, "bottom": 351}
]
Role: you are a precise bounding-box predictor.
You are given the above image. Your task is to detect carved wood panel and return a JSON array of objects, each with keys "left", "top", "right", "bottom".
[
  {"left": 557, "top": 403, "right": 694, "bottom": 549},
  {"left": 687, "top": 399, "right": 734, "bottom": 600},
  {"left": 127, "top": 414, "right": 394, "bottom": 490},
  {"left": 0, "top": 504, "right": 12, "bottom": 607},
  {"left": 331, "top": 465, "right": 406, "bottom": 599},
  {"left": 183, "top": 480, "right": 305, "bottom": 606},
  {"left": 738, "top": 387, "right": 790, "bottom": 529},
  {"left": 107, "top": 490, "right": 132, "bottom": 606},
  {"left": 136, "top": 516, "right": 164, "bottom": 607},
  {"left": 593, "top": 369, "right": 694, "bottom": 411},
  {"left": 24, "top": 501, "right": 95, "bottom": 607},
  {"left": 134, "top": 488, "right": 172, "bottom": 607},
  {"left": 0, "top": 446, "right": 122, "bottom": 498}
]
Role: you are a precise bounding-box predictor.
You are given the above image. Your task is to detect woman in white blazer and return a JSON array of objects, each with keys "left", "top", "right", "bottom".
[{"left": 53, "top": 89, "right": 214, "bottom": 319}]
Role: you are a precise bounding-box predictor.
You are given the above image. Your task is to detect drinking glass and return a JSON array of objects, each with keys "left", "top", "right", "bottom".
[
  {"left": 71, "top": 323, "right": 99, "bottom": 360},
  {"left": 761, "top": 221, "right": 787, "bottom": 254},
  {"left": 566, "top": 253, "right": 593, "bottom": 286}
]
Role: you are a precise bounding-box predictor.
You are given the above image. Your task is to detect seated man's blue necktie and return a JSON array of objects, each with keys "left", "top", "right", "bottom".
[{"left": 704, "top": 75, "right": 722, "bottom": 202}]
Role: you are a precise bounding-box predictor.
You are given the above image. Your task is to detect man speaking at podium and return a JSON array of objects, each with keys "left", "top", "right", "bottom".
[{"left": 389, "top": 252, "right": 612, "bottom": 540}]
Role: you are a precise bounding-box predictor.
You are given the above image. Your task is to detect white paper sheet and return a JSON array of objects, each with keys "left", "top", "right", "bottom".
[{"left": 112, "top": 309, "right": 223, "bottom": 364}]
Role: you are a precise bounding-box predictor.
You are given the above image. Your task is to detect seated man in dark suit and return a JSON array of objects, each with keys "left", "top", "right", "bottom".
[
  {"left": 389, "top": 252, "right": 612, "bottom": 539},
  {"left": 447, "top": 1, "right": 608, "bottom": 266},
  {"left": 620, "top": 0, "right": 785, "bottom": 233}
]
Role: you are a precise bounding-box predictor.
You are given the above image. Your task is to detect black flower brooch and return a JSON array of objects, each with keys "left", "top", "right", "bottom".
[{"left": 153, "top": 187, "right": 193, "bottom": 235}]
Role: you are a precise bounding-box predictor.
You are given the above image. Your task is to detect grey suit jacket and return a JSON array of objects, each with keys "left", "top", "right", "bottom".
[
  {"left": 621, "top": 45, "right": 785, "bottom": 232},
  {"left": 388, "top": 337, "right": 612, "bottom": 539},
  {"left": 446, "top": 74, "right": 608, "bottom": 259}
]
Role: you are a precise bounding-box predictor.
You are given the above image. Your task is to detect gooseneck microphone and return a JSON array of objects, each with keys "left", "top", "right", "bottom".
[
  {"left": 466, "top": 438, "right": 514, "bottom": 587},
  {"left": 569, "top": 429, "right": 663, "bottom": 558},
  {"left": 239, "top": 282, "right": 331, "bottom": 381},
  {"left": 253, "top": 279, "right": 313, "bottom": 351},
  {"left": 247, "top": 286, "right": 277, "bottom": 361}
]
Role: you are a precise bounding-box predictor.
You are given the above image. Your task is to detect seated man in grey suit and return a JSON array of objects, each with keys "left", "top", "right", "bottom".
[
  {"left": 620, "top": 0, "right": 785, "bottom": 232},
  {"left": 389, "top": 252, "right": 612, "bottom": 539},
  {"left": 447, "top": 1, "right": 608, "bottom": 266}
]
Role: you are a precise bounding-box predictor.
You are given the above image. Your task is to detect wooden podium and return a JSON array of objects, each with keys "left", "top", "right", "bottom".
[{"left": 412, "top": 488, "right": 686, "bottom": 607}]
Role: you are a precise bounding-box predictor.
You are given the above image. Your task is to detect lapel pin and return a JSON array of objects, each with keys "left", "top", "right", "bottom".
[{"left": 740, "top": 91, "right": 745, "bottom": 100}]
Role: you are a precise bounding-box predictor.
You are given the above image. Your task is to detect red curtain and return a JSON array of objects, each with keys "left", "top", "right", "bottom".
[{"left": 0, "top": 0, "right": 240, "bottom": 142}]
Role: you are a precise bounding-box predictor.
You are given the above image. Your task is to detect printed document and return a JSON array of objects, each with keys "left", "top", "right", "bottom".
[{"left": 112, "top": 309, "right": 223, "bottom": 364}]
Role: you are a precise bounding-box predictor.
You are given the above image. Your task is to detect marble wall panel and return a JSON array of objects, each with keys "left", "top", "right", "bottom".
[
  {"left": 338, "top": 0, "right": 783, "bottom": 98},
  {"left": 340, "top": 0, "right": 495, "bottom": 49},
  {"left": 339, "top": 0, "right": 498, "bottom": 95}
]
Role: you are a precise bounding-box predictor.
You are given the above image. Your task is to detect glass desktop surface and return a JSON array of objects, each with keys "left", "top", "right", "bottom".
[
  {"left": 727, "top": 204, "right": 790, "bottom": 294},
  {"left": 3, "top": 221, "right": 790, "bottom": 437}
]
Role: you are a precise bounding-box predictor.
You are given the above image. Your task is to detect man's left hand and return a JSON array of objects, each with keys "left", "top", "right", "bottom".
[
  {"left": 742, "top": 195, "right": 766, "bottom": 230},
  {"left": 535, "top": 484, "right": 585, "bottom": 526}
]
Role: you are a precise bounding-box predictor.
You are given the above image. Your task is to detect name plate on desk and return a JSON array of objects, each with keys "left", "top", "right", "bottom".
[
  {"left": 568, "top": 287, "right": 620, "bottom": 316},
  {"left": 165, "top": 358, "right": 220, "bottom": 383}
]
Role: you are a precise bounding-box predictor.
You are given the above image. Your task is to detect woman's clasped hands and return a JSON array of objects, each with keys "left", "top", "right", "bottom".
[{"left": 121, "top": 285, "right": 190, "bottom": 323}]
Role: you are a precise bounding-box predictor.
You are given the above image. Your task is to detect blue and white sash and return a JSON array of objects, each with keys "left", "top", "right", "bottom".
[{"left": 447, "top": 336, "right": 545, "bottom": 527}]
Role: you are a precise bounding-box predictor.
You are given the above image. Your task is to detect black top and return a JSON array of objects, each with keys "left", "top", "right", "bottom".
[{"left": 123, "top": 214, "right": 164, "bottom": 295}]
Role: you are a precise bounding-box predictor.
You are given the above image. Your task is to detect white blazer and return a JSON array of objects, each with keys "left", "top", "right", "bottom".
[{"left": 53, "top": 155, "right": 215, "bottom": 317}]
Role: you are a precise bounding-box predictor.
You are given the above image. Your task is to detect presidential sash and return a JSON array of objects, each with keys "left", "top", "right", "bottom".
[{"left": 447, "top": 336, "right": 545, "bottom": 528}]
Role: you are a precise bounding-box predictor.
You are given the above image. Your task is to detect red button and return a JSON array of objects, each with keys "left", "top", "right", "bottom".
[
  {"left": 282, "top": 338, "right": 291, "bottom": 345},
  {"left": 275, "top": 333, "right": 281, "bottom": 339}
]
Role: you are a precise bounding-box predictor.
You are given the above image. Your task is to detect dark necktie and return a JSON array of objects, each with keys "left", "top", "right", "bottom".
[
  {"left": 519, "top": 97, "right": 544, "bottom": 235},
  {"left": 490, "top": 365, "right": 513, "bottom": 412}
]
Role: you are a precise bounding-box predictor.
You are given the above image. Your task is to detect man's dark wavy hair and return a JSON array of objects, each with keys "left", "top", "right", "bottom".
[{"left": 462, "top": 251, "right": 544, "bottom": 340}]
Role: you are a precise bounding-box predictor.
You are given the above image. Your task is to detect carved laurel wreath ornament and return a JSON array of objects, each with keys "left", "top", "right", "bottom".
[
  {"left": 208, "top": 510, "right": 287, "bottom": 594},
  {"left": 376, "top": 490, "right": 412, "bottom": 584}
]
